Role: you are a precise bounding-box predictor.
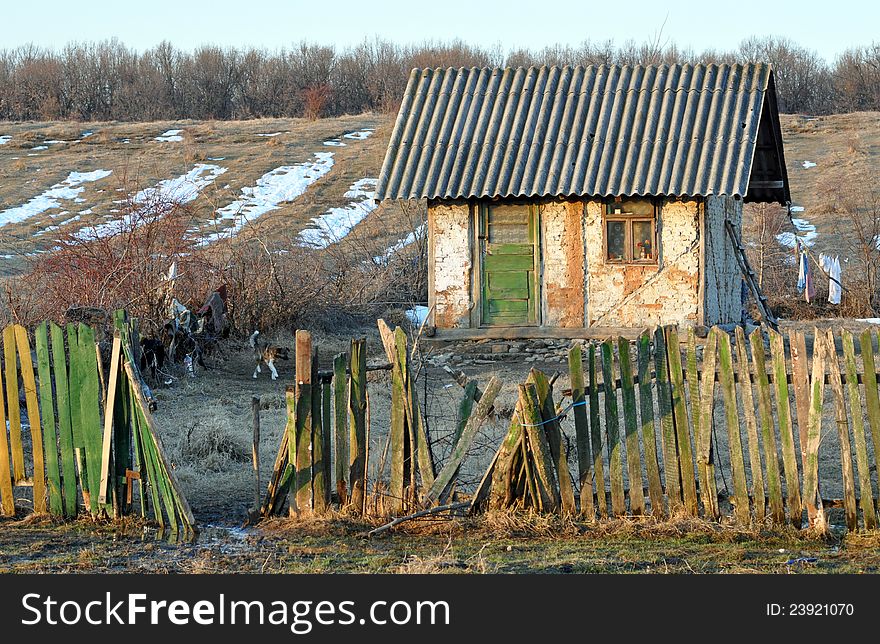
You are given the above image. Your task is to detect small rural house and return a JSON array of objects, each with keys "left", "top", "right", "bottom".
[{"left": 376, "top": 63, "right": 791, "bottom": 336}]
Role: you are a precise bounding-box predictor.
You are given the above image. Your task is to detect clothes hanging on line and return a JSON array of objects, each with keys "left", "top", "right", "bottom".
[
  {"left": 828, "top": 255, "right": 842, "bottom": 305},
  {"left": 797, "top": 241, "right": 807, "bottom": 293}
]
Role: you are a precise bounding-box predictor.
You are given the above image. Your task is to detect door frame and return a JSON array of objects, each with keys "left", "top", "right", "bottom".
[{"left": 471, "top": 200, "right": 542, "bottom": 328}]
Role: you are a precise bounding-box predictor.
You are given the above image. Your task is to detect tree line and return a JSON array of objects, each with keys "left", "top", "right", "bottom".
[{"left": 1, "top": 36, "right": 878, "bottom": 122}]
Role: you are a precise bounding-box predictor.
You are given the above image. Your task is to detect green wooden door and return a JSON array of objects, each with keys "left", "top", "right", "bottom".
[{"left": 480, "top": 203, "right": 538, "bottom": 326}]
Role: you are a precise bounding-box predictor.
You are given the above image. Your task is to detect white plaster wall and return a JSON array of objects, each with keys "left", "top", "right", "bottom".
[
  {"left": 429, "top": 203, "right": 472, "bottom": 328},
  {"left": 540, "top": 200, "right": 586, "bottom": 327}
]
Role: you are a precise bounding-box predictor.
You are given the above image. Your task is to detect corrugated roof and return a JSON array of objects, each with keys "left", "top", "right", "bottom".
[{"left": 376, "top": 63, "right": 789, "bottom": 202}]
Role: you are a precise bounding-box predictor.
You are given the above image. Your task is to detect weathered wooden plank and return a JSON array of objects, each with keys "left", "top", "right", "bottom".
[
  {"left": 528, "top": 369, "right": 576, "bottom": 515},
  {"left": 294, "top": 331, "right": 314, "bottom": 515},
  {"left": 749, "top": 328, "right": 785, "bottom": 525},
  {"left": 348, "top": 338, "right": 367, "bottom": 513},
  {"left": 664, "top": 326, "right": 698, "bottom": 516},
  {"left": 0, "top": 330, "right": 11, "bottom": 516},
  {"left": 50, "top": 323, "right": 76, "bottom": 517},
  {"left": 768, "top": 330, "right": 802, "bottom": 527},
  {"left": 696, "top": 329, "right": 719, "bottom": 520},
  {"left": 600, "top": 340, "right": 625, "bottom": 516},
  {"left": 735, "top": 326, "right": 765, "bottom": 522},
  {"left": 568, "top": 344, "right": 593, "bottom": 518},
  {"left": 311, "top": 349, "right": 327, "bottom": 514},
  {"left": 445, "top": 380, "right": 478, "bottom": 503},
  {"left": 686, "top": 328, "right": 705, "bottom": 514},
  {"left": 789, "top": 329, "right": 810, "bottom": 470},
  {"left": 98, "top": 333, "right": 122, "bottom": 505},
  {"left": 4, "top": 325, "right": 24, "bottom": 483},
  {"left": 77, "top": 323, "right": 104, "bottom": 515},
  {"left": 618, "top": 337, "right": 645, "bottom": 515},
  {"left": 35, "top": 323, "right": 62, "bottom": 516},
  {"left": 653, "top": 326, "right": 681, "bottom": 512},
  {"left": 637, "top": 332, "right": 664, "bottom": 517},
  {"left": 841, "top": 329, "right": 878, "bottom": 530},
  {"left": 333, "top": 352, "right": 348, "bottom": 505},
  {"left": 588, "top": 344, "right": 607, "bottom": 518},
  {"left": 321, "top": 377, "right": 332, "bottom": 508},
  {"left": 802, "top": 327, "right": 827, "bottom": 531},
  {"left": 859, "top": 329, "right": 880, "bottom": 517},
  {"left": 424, "top": 377, "right": 501, "bottom": 504},
  {"left": 520, "top": 383, "right": 560, "bottom": 513},
  {"left": 489, "top": 399, "right": 526, "bottom": 510},
  {"left": 717, "top": 329, "right": 750, "bottom": 525},
  {"left": 388, "top": 331, "right": 407, "bottom": 513},
  {"left": 131, "top": 389, "right": 164, "bottom": 529},
  {"left": 824, "top": 329, "right": 857, "bottom": 531}
]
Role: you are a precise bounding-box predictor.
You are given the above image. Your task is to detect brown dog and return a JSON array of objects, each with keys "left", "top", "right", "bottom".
[{"left": 249, "top": 331, "right": 289, "bottom": 380}]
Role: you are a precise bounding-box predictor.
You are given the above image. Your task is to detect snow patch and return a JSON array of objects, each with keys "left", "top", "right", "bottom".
[
  {"left": 298, "top": 178, "right": 378, "bottom": 248},
  {"left": 73, "top": 164, "right": 226, "bottom": 240},
  {"left": 155, "top": 129, "right": 183, "bottom": 142},
  {"left": 342, "top": 129, "right": 373, "bottom": 140},
  {"left": 0, "top": 170, "right": 112, "bottom": 228},
  {"left": 198, "top": 153, "right": 335, "bottom": 245},
  {"left": 802, "top": 160, "right": 817, "bottom": 169},
  {"left": 31, "top": 145, "right": 48, "bottom": 151},
  {"left": 256, "top": 132, "right": 284, "bottom": 137},
  {"left": 0, "top": 135, "right": 11, "bottom": 145},
  {"left": 323, "top": 139, "right": 346, "bottom": 147}
]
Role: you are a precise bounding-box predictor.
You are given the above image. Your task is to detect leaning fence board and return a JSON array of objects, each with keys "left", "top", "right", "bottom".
[
  {"left": 601, "top": 340, "right": 625, "bottom": 516},
  {"left": 824, "top": 329, "right": 857, "bottom": 532},
  {"left": 489, "top": 399, "right": 526, "bottom": 510},
  {"left": 77, "top": 323, "right": 104, "bottom": 515},
  {"left": 653, "top": 327, "right": 681, "bottom": 512},
  {"left": 348, "top": 338, "right": 367, "bottom": 513},
  {"left": 14, "top": 325, "right": 47, "bottom": 513},
  {"left": 618, "top": 337, "right": 644, "bottom": 515},
  {"left": 529, "top": 369, "right": 576, "bottom": 514},
  {"left": 4, "top": 325, "right": 24, "bottom": 483},
  {"left": 568, "top": 344, "right": 593, "bottom": 518},
  {"left": 0, "top": 342, "right": 12, "bottom": 516},
  {"left": 637, "top": 333, "right": 664, "bottom": 517},
  {"left": 98, "top": 334, "right": 122, "bottom": 505},
  {"left": 841, "top": 329, "right": 878, "bottom": 530},
  {"left": 50, "top": 322, "right": 77, "bottom": 518},
  {"left": 803, "top": 327, "right": 827, "bottom": 531},
  {"left": 424, "top": 377, "right": 501, "bottom": 505},
  {"left": 696, "top": 329, "right": 719, "bottom": 520},
  {"left": 36, "top": 324, "right": 62, "bottom": 515},
  {"left": 521, "top": 383, "right": 559, "bottom": 513},
  {"left": 769, "top": 330, "right": 802, "bottom": 527},
  {"left": 735, "top": 326, "right": 765, "bottom": 522},
  {"left": 664, "top": 326, "right": 698, "bottom": 516},
  {"left": 749, "top": 328, "right": 785, "bottom": 525},
  {"left": 588, "top": 344, "right": 607, "bottom": 518},
  {"left": 716, "top": 329, "right": 750, "bottom": 525}
]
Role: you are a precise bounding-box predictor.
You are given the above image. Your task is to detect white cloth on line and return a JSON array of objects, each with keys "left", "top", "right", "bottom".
[{"left": 828, "top": 255, "right": 842, "bottom": 305}]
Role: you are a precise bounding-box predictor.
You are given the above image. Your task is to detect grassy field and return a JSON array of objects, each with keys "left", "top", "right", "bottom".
[{"left": 2, "top": 512, "right": 879, "bottom": 574}]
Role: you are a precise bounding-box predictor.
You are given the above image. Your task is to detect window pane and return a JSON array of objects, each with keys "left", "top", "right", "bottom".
[
  {"left": 607, "top": 220, "right": 625, "bottom": 260},
  {"left": 632, "top": 220, "right": 653, "bottom": 260},
  {"left": 488, "top": 204, "right": 530, "bottom": 243}
]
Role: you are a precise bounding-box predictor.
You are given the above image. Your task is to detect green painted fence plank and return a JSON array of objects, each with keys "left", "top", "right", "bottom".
[
  {"left": 841, "top": 329, "right": 877, "bottom": 530},
  {"left": 653, "top": 326, "right": 681, "bottom": 512},
  {"left": 749, "top": 328, "right": 785, "bottom": 525},
  {"left": 568, "top": 344, "right": 593, "bottom": 518},
  {"left": 50, "top": 323, "right": 77, "bottom": 517},
  {"left": 348, "top": 338, "right": 367, "bottom": 513},
  {"left": 333, "top": 352, "right": 348, "bottom": 505},
  {"left": 637, "top": 332, "right": 664, "bottom": 517},
  {"left": 601, "top": 339, "right": 625, "bottom": 516},
  {"left": 664, "top": 326, "right": 698, "bottom": 516},
  {"left": 618, "top": 337, "right": 644, "bottom": 515},
  {"left": 0, "top": 331, "right": 12, "bottom": 516},
  {"left": 76, "top": 323, "right": 104, "bottom": 515},
  {"left": 36, "top": 323, "right": 62, "bottom": 516},
  {"left": 859, "top": 329, "right": 880, "bottom": 519},
  {"left": 716, "top": 329, "right": 750, "bottom": 525},
  {"left": 588, "top": 344, "right": 606, "bottom": 518}
]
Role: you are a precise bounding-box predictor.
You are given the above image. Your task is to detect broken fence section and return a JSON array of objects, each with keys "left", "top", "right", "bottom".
[
  {"left": 0, "top": 312, "right": 195, "bottom": 537},
  {"left": 262, "top": 321, "right": 880, "bottom": 535}
]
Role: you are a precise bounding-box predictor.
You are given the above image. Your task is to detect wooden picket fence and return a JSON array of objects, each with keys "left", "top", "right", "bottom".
[
  {"left": 0, "top": 311, "right": 195, "bottom": 536},
  {"left": 262, "top": 321, "right": 880, "bottom": 534}
]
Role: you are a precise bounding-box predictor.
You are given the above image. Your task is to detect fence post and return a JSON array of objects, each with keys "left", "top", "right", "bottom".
[
  {"left": 696, "top": 329, "right": 719, "bottom": 521},
  {"left": 637, "top": 332, "right": 664, "bottom": 517},
  {"left": 294, "top": 331, "right": 313, "bottom": 515},
  {"left": 311, "top": 349, "right": 327, "bottom": 514},
  {"left": 824, "top": 328, "right": 857, "bottom": 531},
  {"left": 664, "top": 326, "right": 698, "bottom": 517},
  {"left": 568, "top": 344, "right": 593, "bottom": 518},
  {"left": 735, "top": 326, "right": 765, "bottom": 522},
  {"left": 653, "top": 327, "right": 681, "bottom": 513},
  {"left": 749, "top": 328, "right": 785, "bottom": 524},
  {"left": 717, "top": 329, "right": 750, "bottom": 525},
  {"left": 333, "top": 352, "right": 348, "bottom": 505},
  {"left": 348, "top": 338, "right": 367, "bottom": 514},
  {"left": 769, "top": 330, "right": 802, "bottom": 527}
]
